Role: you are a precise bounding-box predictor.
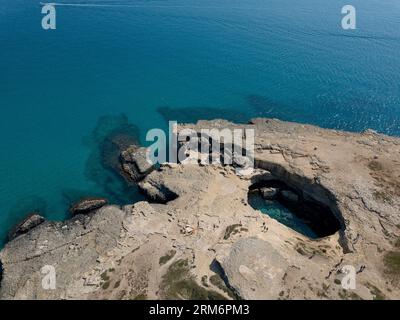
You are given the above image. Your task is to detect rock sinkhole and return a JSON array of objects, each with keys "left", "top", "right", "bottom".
[{"left": 248, "top": 180, "right": 342, "bottom": 239}]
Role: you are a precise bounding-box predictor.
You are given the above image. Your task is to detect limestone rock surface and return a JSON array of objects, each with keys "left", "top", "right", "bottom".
[{"left": 1, "top": 118, "right": 399, "bottom": 300}]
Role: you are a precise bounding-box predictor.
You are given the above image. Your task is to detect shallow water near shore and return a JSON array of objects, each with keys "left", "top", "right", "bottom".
[{"left": 0, "top": 0, "right": 399, "bottom": 246}]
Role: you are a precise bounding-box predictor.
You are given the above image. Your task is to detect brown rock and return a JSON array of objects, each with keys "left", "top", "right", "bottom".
[
  {"left": 8, "top": 213, "right": 45, "bottom": 240},
  {"left": 70, "top": 198, "right": 108, "bottom": 215}
]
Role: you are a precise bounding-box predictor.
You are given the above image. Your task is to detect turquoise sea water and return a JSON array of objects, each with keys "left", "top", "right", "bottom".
[
  {"left": 247, "top": 194, "right": 318, "bottom": 239},
  {"left": 0, "top": 0, "right": 399, "bottom": 245}
]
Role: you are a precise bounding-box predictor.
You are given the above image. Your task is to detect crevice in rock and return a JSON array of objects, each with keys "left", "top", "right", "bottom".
[
  {"left": 138, "top": 183, "right": 179, "bottom": 204},
  {"left": 120, "top": 146, "right": 157, "bottom": 183},
  {"left": 210, "top": 259, "right": 242, "bottom": 300}
]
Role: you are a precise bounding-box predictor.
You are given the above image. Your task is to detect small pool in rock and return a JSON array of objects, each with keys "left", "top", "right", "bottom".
[
  {"left": 248, "top": 180, "right": 341, "bottom": 239},
  {"left": 248, "top": 192, "right": 318, "bottom": 239}
]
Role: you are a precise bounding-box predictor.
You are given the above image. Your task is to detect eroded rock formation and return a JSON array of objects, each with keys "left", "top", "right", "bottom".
[
  {"left": 121, "top": 146, "right": 155, "bottom": 182},
  {"left": 0, "top": 118, "right": 399, "bottom": 300}
]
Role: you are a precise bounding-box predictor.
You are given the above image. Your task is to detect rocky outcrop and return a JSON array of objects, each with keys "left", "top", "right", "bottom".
[
  {"left": 0, "top": 206, "right": 125, "bottom": 299},
  {"left": 121, "top": 146, "right": 155, "bottom": 182},
  {"left": 0, "top": 118, "right": 399, "bottom": 300},
  {"left": 70, "top": 198, "right": 108, "bottom": 215},
  {"left": 8, "top": 214, "right": 45, "bottom": 241}
]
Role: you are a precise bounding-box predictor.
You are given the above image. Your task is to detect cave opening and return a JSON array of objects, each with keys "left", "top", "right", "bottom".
[{"left": 248, "top": 179, "right": 341, "bottom": 239}]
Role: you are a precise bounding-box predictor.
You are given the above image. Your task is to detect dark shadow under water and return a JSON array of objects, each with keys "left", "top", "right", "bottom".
[
  {"left": 2, "top": 114, "right": 145, "bottom": 247},
  {"left": 79, "top": 113, "right": 145, "bottom": 206}
]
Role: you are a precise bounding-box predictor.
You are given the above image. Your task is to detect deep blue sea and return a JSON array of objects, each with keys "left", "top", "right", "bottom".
[{"left": 0, "top": 0, "right": 399, "bottom": 245}]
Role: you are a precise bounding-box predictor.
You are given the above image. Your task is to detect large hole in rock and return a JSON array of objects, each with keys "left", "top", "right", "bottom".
[{"left": 248, "top": 179, "right": 341, "bottom": 239}]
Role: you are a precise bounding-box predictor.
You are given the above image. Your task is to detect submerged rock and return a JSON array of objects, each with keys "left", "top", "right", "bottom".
[
  {"left": 260, "top": 187, "right": 279, "bottom": 200},
  {"left": 8, "top": 213, "right": 45, "bottom": 240},
  {"left": 70, "top": 198, "right": 108, "bottom": 215}
]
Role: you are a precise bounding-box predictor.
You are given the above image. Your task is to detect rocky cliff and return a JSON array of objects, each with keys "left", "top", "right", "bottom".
[{"left": 0, "top": 118, "right": 399, "bottom": 300}]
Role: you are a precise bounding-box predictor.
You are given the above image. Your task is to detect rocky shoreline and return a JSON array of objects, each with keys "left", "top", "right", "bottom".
[{"left": 0, "top": 118, "right": 399, "bottom": 300}]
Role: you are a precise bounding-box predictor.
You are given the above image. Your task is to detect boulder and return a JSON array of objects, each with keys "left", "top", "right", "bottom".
[
  {"left": 260, "top": 187, "right": 278, "bottom": 200},
  {"left": 8, "top": 213, "right": 45, "bottom": 240},
  {"left": 233, "top": 154, "right": 254, "bottom": 176},
  {"left": 121, "top": 146, "right": 155, "bottom": 181},
  {"left": 219, "top": 237, "right": 288, "bottom": 299},
  {"left": 70, "top": 198, "right": 108, "bottom": 215}
]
